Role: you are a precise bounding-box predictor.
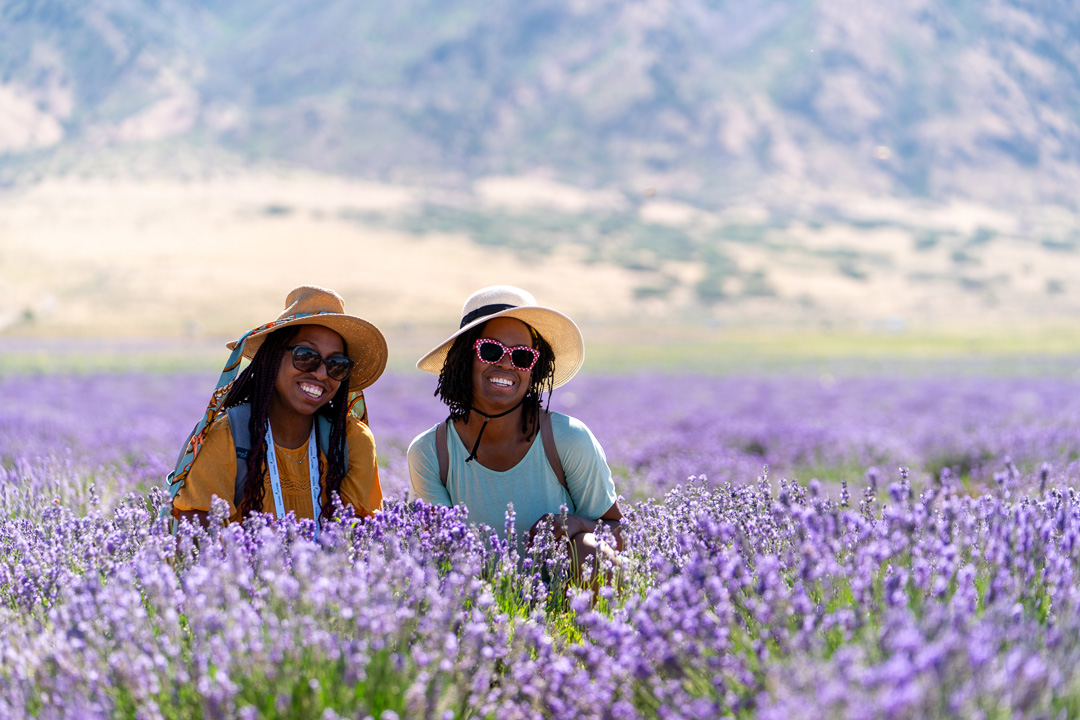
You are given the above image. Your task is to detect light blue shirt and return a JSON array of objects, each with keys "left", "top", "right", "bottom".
[{"left": 407, "top": 412, "right": 618, "bottom": 539}]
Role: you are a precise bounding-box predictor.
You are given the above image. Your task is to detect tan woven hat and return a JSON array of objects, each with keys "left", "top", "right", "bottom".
[
  {"left": 226, "top": 285, "right": 387, "bottom": 390},
  {"left": 417, "top": 285, "right": 584, "bottom": 388}
]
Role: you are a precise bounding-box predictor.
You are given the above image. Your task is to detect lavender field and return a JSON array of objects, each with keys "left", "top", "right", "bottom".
[{"left": 4, "top": 366, "right": 1080, "bottom": 718}]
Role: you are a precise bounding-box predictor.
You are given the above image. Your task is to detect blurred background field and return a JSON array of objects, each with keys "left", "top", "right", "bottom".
[
  {"left": 7, "top": 324, "right": 1080, "bottom": 377},
  {"left": 5, "top": 364, "right": 1080, "bottom": 514}
]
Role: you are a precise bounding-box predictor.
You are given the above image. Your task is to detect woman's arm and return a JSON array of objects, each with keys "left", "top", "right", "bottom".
[
  {"left": 339, "top": 418, "right": 382, "bottom": 516},
  {"left": 532, "top": 415, "right": 623, "bottom": 548},
  {"left": 175, "top": 509, "right": 211, "bottom": 528},
  {"left": 551, "top": 415, "right": 618, "bottom": 518},
  {"left": 171, "top": 415, "right": 241, "bottom": 523},
  {"left": 528, "top": 502, "right": 624, "bottom": 550},
  {"left": 407, "top": 428, "right": 454, "bottom": 507}
]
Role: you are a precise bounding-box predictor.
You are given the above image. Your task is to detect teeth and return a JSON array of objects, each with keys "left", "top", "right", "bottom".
[
  {"left": 490, "top": 377, "right": 513, "bottom": 387},
  {"left": 300, "top": 383, "right": 325, "bottom": 399}
]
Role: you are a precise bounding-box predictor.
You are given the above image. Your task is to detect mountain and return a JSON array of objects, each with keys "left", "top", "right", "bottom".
[{"left": 1, "top": 0, "right": 1079, "bottom": 208}]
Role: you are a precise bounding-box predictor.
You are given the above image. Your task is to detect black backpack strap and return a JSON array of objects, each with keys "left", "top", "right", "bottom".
[
  {"left": 226, "top": 404, "right": 252, "bottom": 507},
  {"left": 540, "top": 411, "right": 568, "bottom": 492},
  {"left": 436, "top": 420, "right": 449, "bottom": 487}
]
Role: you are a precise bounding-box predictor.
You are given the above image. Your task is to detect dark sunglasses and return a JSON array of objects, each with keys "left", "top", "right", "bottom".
[
  {"left": 473, "top": 338, "right": 540, "bottom": 371},
  {"left": 285, "top": 345, "right": 354, "bottom": 381}
]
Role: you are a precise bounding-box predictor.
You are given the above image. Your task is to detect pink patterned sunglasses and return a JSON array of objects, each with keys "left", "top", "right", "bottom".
[{"left": 473, "top": 338, "right": 540, "bottom": 371}]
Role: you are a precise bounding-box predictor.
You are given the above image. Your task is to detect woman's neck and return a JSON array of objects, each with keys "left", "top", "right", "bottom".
[
  {"left": 455, "top": 404, "right": 536, "bottom": 467},
  {"left": 267, "top": 402, "right": 315, "bottom": 449},
  {"left": 459, "top": 404, "right": 536, "bottom": 442}
]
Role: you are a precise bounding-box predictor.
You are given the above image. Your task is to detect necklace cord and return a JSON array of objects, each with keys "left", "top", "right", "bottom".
[{"left": 464, "top": 398, "right": 525, "bottom": 463}]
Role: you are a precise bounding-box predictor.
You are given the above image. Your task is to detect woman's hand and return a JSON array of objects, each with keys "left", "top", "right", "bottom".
[
  {"left": 527, "top": 503, "right": 623, "bottom": 549},
  {"left": 529, "top": 512, "right": 586, "bottom": 540},
  {"left": 175, "top": 509, "right": 211, "bottom": 528},
  {"left": 528, "top": 503, "right": 626, "bottom": 596}
]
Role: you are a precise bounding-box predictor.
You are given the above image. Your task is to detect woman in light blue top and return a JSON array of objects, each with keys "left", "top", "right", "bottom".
[{"left": 408, "top": 285, "right": 623, "bottom": 578}]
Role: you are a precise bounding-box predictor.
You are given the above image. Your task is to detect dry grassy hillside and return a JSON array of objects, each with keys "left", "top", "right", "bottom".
[
  {"left": 3, "top": 172, "right": 1080, "bottom": 353},
  {"left": 0, "top": 173, "right": 643, "bottom": 338}
]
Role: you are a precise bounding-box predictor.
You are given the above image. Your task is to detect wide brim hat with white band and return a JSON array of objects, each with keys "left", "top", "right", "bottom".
[
  {"left": 417, "top": 285, "right": 584, "bottom": 388},
  {"left": 226, "top": 285, "right": 388, "bottom": 391}
]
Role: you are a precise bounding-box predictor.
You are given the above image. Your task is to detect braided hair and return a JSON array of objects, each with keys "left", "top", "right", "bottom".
[
  {"left": 221, "top": 325, "right": 352, "bottom": 522},
  {"left": 434, "top": 319, "right": 556, "bottom": 440}
]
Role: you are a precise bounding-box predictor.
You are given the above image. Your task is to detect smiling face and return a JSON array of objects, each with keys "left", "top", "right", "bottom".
[
  {"left": 271, "top": 324, "right": 346, "bottom": 419},
  {"left": 471, "top": 317, "right": 535, "bottom": 416}
]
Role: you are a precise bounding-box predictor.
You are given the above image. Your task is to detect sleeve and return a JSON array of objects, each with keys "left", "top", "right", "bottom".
[
  {"left": 552, "top": 414, "right": 618, "bottom": 520},
  {"left": 407, "top": 426, "right": 453, "bottom": 507},
  {"left": 338, "top": 418, "right": 382, "bottom": 517},
  {"left": 172, "top": 413, "right": 241, "bottom": 521}
]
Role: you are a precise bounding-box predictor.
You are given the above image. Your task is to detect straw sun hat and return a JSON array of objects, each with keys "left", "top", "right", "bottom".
[
  {"left": 226, "top": 285, "right": 388, "bottom": 391},
  {"left": 417, "top": 285, "right": 585, "bottom": 388}
]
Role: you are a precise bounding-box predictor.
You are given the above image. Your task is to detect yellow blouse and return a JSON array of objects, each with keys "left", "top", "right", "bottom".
[{"left": 172, "top": 412, "right": 382, "bottom": 523}]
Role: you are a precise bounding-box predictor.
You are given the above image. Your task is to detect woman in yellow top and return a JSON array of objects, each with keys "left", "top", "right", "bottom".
[{"left": 166, "top": 285, "right": 387, "bottom": 529}]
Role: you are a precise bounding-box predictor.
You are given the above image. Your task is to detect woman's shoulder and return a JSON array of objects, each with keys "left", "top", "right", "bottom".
[
  {"left": 184, "top": 409, "right": 238, "bottom": 476},
  {"left": 204, "top": 409, "right": 236, "bottom": 443},
  {"left": 547, "top": 411, "right": 600, "bottom": 449},
  {"left": 407, "top": 423, "right": 441, "bottom": 459},
  {"left": 345, "top": 415, "right": 376, "bottom": 443}
]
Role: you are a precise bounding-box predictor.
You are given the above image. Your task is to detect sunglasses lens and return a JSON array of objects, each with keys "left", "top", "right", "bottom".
[
  {"left": 292, "top": 346, "right": 322, "bottom": 371},
  {"left": 511, "top": 349, "right": 536, "bottom": 370},
  {"left": 478, "top": 341, "right": 504, "bottom": 363},
  {"left": 291, "top": 346, "right": 351, "bottom": 380},
  {"left": 325, "top": 357, "right": 353, "bottom": 380}
]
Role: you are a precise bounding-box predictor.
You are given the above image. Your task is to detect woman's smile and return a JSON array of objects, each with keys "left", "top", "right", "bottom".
[
  {"left": 298, "top": 381, "right": 328, "bottom": 401},
  {"left": 273, "top": 325, "right": 345, "bottom": 418}
]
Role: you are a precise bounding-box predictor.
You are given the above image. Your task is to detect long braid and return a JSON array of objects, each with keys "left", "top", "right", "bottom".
[
  {"left": 520, "top": 327, "right": 555, "bottom": 439},
  {"left": 435, "top": 323, "right": 487, "bottom": 423},
  {"left": 239, "top": 354, "right": 278, "bottom": 519},
  {"left": 434, "top": 319, "right": 556, "bottom": 440},
  {"left": 318, "top": 379, "right": 351, "bottom": 522},
  {"left": 221, "top": 326, "right": 299, "bottom": 520}
]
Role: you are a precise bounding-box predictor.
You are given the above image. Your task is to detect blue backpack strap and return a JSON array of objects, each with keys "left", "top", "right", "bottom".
[
  {"left": 224, "top": 406, "right": 343, "bottom": 512},
  {"left": 227, "top": 404, "right": 253, "bottom": 507},
  {"left": 315, "top": 414, "right": 334, "bottom": 457}
]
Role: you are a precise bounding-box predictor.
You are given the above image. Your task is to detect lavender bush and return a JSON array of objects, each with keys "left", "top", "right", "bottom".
[{"left": 2, "top": 368, "right": 1080, "bottom": 718}]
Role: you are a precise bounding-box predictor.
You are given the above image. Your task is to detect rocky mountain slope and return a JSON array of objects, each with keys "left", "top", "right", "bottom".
[{"left": 2, "top": 0, "right": 1078, "bottom": 209}]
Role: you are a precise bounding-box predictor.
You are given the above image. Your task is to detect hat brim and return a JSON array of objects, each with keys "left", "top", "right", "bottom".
[
  {"left": 227, "top": 315, "right": 387, "bottom": 391},
  {"left": 417, "top": 306, "right": 584, "bottom": 389}
]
